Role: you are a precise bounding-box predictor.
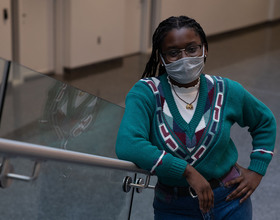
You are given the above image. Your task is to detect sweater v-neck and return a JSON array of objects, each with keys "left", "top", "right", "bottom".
[{"left": 160, "top": 73, "right": 207, "bottom": 138}]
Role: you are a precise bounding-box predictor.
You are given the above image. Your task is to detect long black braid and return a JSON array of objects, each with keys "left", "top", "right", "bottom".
[{"left": 142, "top": 16, "right": 208, "bottom": 78}]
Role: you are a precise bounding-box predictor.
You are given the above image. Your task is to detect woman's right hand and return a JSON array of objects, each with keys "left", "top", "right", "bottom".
[{"left": 184, "top": 164, "right": 214, "bottom": 213}]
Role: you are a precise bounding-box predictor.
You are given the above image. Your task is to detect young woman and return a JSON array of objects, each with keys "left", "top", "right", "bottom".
[{"left": 116, "top": 16, "right": 276, "bottom": 219}]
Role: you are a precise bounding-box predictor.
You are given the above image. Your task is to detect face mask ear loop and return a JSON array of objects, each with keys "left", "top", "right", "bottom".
[
  {"left": 192, "top": 46, "right": 205, "bottom": 59},
  {"left": 202, "top": 45, "right": 205, "bottom": 57},
  {"left": 160, "top": 54, "right": 167, "bottom": 66}
]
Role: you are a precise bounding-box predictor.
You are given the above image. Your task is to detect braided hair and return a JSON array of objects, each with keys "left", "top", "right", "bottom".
[{"left": 142, "top": 16, "right": 208, "bottom": 78}]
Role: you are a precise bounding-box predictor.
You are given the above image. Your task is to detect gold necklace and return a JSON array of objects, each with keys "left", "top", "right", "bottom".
[{"left": 171, "top": 84, "right": 200, "bottom": 110}]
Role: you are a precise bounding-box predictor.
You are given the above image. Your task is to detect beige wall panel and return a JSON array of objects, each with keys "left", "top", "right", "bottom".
[
  {"left": 0, "top": 0, "right": 12, "bottom": 60},
  {"left": 271, "top": 0, "right": 280, "bottom": 19},
  {"left": 68, "top": 0, "right": 126, "bottom": 68},
  {"left": 124, "top": 0, "right": 142, "bottom": 55},
  {"left": 160, "top": 0, "right": 271, "bottom": 36},
  {"left": 18, "top": 0, "right": 54, "bottom": 73}
]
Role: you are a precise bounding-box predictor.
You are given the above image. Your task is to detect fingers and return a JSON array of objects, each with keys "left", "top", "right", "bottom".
[
  {"left": 226, "top": 184, "right": 246, "bottom": 201},
  {"left": 226, "top": 182, "right": 255, "bottom": 203},
  {"left": 184, "top": 165, "right": 214, "bottom": 213},
  {"left": 225, "top": 168, "right": 262, "bottom": 204},
  {"left": 224, "top": 175, "right": 244, "bottom": 201},
  {"left": 239, "top": 189, "right": 253, "bottom": 203},
  {"left": 206, "top": 190, "right": 214, "bottom": 211},
  {"left": 224, "top": 176, "right": 242, "bottom": 188},
  {"left": 226, "top": 186, "right": 253, "bottom": 203},
  {"left": 197, "top": 187, "right": 214, "bottom": 213}
]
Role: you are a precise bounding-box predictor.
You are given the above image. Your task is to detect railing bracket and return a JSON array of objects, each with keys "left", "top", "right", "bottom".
[
  {"left": 0, "top": 157, "right": 41, "bottom": 188},
  {"left": 122, "top": 175, "right": 155, "bottom": 193}
]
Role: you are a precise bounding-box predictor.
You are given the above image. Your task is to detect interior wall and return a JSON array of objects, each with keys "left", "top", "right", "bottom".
[
  {"left": 124, "top": 0, "right": 142, "bottom": 55},
  {"left": 0, "top": 0, "right": 12, "bottom": 60},
  {"left": 275, "top": 3, "right": 280, "bottom": 19},
  {"left": 64, "top": 0, "right": 143, "bottom": 69},
  {"left": 18, "top": 0, "right": 54, "bottom": 73},
  {"left": 12, "top": 0, "right": 280, "bottom": 72},
  {"left": 65, "top": 0, "right": 126, "bottom": 69},
  {"left": 270, "top": 0, "right": 280, "bottom": 20},
  {"left": 66, "top": 0, "right": 279, "bottom": 69},
  {"left": 160, "top": 0, "right": 273, "bottom": 36}
]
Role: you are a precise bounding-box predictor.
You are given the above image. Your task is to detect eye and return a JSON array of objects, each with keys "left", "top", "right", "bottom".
[
  {"left": 167, "top": 50, "right": 180, "bottom": 57},
  {"left": 186, "top": 46, "right": 198, "bottom": 54}
]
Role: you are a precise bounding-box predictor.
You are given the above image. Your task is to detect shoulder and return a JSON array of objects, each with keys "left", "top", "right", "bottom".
[
  {"left": 203, "top": 74, "right": 249, "bottom": 111},
  {"left": 208, "top": 75, "right": 270, "bottom": 112},
  {"left": 204, "top": 74, "right": 245, "bottom": 94},
  {"left": 129, "top": 77, "right": 161, "bottom": 96},
  {"left": 125, "top": 77, "right": 161, "bottom": 107},
  {"left": 204, "top": 74, "right": 241, "bottom": 87}
]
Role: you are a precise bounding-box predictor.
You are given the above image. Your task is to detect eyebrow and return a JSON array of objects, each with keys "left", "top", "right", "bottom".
[{"left": 165, "top": 42, "right": 201, "bottom": 50}]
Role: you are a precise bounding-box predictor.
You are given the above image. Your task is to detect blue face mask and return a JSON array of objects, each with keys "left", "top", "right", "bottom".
[{"left": 161, "top": 47, "right": 205, "bottom": 84}]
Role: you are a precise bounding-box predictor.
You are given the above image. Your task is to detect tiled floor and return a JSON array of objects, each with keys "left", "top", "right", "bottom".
[{"left": 51, "top": 21, "right": 280, "bottom": 219}]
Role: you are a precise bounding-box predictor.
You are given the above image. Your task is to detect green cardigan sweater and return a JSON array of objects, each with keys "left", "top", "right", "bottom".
[{"left": 116, "top": 73, "right": 276, "bottom": 186}]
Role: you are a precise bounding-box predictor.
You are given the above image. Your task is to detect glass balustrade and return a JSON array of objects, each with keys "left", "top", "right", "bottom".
[
  {"left": 0, "top": 60, "right": 124, "bottom": 158},
  {"left": 0, "top": 59, "right": 5, "bottom": 83},
  {"left": 0, "top": 157, "right": 133, "bottom": 220},
  {"left": 0, "top": 58, "right": 135, "bottom": 219}
]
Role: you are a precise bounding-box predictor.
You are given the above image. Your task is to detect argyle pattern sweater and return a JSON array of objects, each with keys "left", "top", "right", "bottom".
[{"left": 116, "top": 73, "right": 276, "bottom": 186}]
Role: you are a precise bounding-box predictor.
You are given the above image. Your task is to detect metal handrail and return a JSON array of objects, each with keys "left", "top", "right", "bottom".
[{"left": 0, "top": 138, "right": 150, "bottom": 175}]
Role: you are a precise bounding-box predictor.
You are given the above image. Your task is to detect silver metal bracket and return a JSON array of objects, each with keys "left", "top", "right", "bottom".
[
  {"left": 122, "top": 175, "right": 155, "bottom": 193},
  {"left": 0, "top": 157, "right": 41, "bottom": 188}
]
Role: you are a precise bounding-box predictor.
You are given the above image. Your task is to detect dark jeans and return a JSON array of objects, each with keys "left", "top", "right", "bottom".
[{"left": 153, "top": 184, "right": 252, "bottom": 220}]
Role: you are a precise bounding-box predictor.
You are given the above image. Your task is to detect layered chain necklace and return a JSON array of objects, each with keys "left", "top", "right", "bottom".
[{"left": 171, "top": 81, "right": 200, "bottom": 110}]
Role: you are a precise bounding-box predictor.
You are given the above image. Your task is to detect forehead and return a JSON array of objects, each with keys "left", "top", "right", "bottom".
[{"left": 161, "top": 27, "right": 200, "bottom": 50}]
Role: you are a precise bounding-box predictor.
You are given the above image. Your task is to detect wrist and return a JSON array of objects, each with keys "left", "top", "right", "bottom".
[{"left": 184, "top": 164, "right": 192, "bottom": 177}]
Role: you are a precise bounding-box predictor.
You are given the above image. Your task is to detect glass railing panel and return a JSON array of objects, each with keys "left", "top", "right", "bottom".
[
  {"left": 0, "top": 59, "right": 9, "bottom": 117},
  {"left": 0, "top": 61, "right": 124, "bottom": 158},
  {"left": 0, "top": 157, "right": 133, "bottom": 220},
  {"left": 0, "top": 60, "right": 135, "bottom": 219},
  {"left": 0, "top": 58, "right": 6, "bottom": 84}
]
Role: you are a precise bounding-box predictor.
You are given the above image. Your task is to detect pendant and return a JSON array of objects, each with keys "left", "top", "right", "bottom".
[{"left": 186, "top": 104, "right": 193, "bottom": 110}]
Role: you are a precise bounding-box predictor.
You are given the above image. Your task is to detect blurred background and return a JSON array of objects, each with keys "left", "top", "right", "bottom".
[
  {"left": 1, "top": 1, "right": 280, "bottom": 106},
  {"left": 0, "top": 1, "right": 279, "bottom": 219},
  {"left": 0, "top": 0, "right": 279, "bottom": 70}
]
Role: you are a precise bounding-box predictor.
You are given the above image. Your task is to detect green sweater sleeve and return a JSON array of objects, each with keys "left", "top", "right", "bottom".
[
  {"left": 116, "top": 80, "right": 187, "bottom": 179},
  {"left": 226, "top": 79, "right": 276, "bottom": 175}
]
